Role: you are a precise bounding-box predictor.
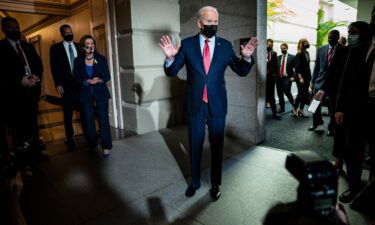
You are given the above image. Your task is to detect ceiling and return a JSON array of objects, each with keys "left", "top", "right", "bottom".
[{"left": 338, "top": 0, "right": 358, "bottom": 8}]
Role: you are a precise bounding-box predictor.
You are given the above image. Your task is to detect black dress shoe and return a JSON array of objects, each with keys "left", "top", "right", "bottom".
[
  {"left": 185, "top": 185, "right": 199, "bottom": 197},
  {"left": 277, "top": 108, "right": 285, "bottom": 113},
  {"left": 326, "top": 130, "right": 334, "bottom": 137},
  {"left": 272, "top": 114, "right": 281, "bottom": 120},
  {"left": 65, "top": 139, "right": 76, "bottom": 151},
  {"left": 308, "top": 125, "right": 318, "bottom": 131},
  {"left": 339, "top": 188, "right": 360, "bottom": 203},
  {"left": 210, "top": 186, "right": 221, "bottom": 201}
]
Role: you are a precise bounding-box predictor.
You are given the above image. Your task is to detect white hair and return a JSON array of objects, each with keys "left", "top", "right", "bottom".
[{"left": 198, "top": 6, "right": 219, "bottom": 19}]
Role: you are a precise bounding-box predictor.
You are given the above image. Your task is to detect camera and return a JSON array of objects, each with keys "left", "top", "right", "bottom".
[
  {"left": 285, "top": 151, "right": 338, "bottom": 217},
  {"left": 0, "top": 138, "right": 37, "bottom": 182}
]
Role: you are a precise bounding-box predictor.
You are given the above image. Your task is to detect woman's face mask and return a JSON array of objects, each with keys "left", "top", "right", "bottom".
[{"left": 85, "top": 46, "right": 95, "bottom": 54}]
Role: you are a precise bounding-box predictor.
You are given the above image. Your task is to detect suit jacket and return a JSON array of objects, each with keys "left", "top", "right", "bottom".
[
  {"left": 312, "top": 44, "right": 340, "bottom": 92},
  {"left": 294, "top": 51, "right": 311, "bottom": 83},
  {"left": 321, "top": 46, "right": 350, "bottom": 97},
  {"left": 0, "top": 38, "right": 43, "bottom": 103},
  {"left": 50, "top": 41, "right": 80, "bottom": 89},
  {"left": 164, "top": 34, "right": 254, "bottom": 117},
  {"left": 277, "top": 53, "right": 295, "bottom": 79},
  {"left": 267, "top": 51, "right": 278, "bottom": 81},
  {"left": 73, "top": 54, "right": 111, "bottom": 102},
  {"left": 336, "top": 41, "right": 374, "bottom": 121}
]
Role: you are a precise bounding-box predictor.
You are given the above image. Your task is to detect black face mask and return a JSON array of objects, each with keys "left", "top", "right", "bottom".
[
  {"left": 281, "top": 49, "right": 287, "bottom": 54},
  {"left": 304, "top": 44, "right": 310, "bottom": 49},
  {"left": 201, "top": 25, "right": 217, "bottom": 38},
  {"left": 63, "top": 34, "right": 74, "bottom": 42},
  {"left": 267, "top": 47, "right": 273, "bottom": 52},
  {"left": 6, "top": 30, "right": 21, "bottom": 41}
]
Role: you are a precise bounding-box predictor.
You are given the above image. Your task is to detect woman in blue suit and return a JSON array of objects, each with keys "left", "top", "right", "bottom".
[{"left": 73, "top": 35, "right": 112, "bottom": 157}]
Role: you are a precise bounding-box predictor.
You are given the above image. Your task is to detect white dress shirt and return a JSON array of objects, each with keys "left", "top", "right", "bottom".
[
  {"left": 63, "top": 40, "right": 78, "bottom": 67},
  {"left": 280, "top": 54, "right": 288, "bottom": 77}
]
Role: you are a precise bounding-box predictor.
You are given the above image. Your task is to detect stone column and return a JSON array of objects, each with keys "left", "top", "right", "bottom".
[{"left": 114, "top": 0, "right": 183, "bottom": 134}]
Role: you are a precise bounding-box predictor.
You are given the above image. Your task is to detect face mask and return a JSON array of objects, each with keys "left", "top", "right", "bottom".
[
  {"left": 201, "top": 25, "right": 217, "bottom": 38},
  {"left": 304, "top": 44, "right": 310, "bottom": 49},
  {"left": 281, "top": 49, "right": 287, "bottom": 54},
  {"left": 63, "top": 34, "right": 73, "bottom": 42},
  {"left": 267, "top": 47, "right": 272, "bottom": 52},
  {"left": 347, "top": 34, "right": 359, "bottom": 46},
  {"left": 85, "top": 46, "right": 95, "bottom": 54},
  {"left": 6, "top": 30, "right": 20, "bottom": 41}
]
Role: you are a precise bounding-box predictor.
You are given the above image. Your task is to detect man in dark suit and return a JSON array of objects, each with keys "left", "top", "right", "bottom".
[
  {"left": 276, "top": 43, "right": 295, "bottom": 113},
  {"left": 322, "top": 22, "right": 371, "bottom": 173},
  {"left": 0, "top": 17, "right": 45, "bottom": 159},
  {"left": 335, "top": 8, "right": 375, "bottom": 203},
  {"left": 309, "top": 30, "right": 340, "bottom": 134},
  {"left": 267, "top": 39, "right": 281, "bottom": 119},
  {"left": 50, "top": 24, "right": 80, "bottom": 151},
  {"left": 159, "top": 6, "right": 258, "bottom": 200}
]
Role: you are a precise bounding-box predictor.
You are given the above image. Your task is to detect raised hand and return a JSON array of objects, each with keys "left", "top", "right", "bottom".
[
  {"left": 241, "top": 36, "right": 260, "bottom": 59},
  {"left": 158, "top": 35, "right": 180, "bottom": 60}
]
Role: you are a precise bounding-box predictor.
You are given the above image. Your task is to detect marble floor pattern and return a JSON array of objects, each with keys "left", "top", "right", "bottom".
[{"left": 21, "top": 126, "right": 371, "bottom": 225}]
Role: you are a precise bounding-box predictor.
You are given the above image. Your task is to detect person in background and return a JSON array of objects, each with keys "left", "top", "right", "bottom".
[
  {"left": 266, "top": 39, "right": 281, "bottom": 120},
  {"left": 0, "top": 17, "right": 48, "bottom": 161},
  {"left": 50, "top": 24, "right": 81, "bottom": 151},
  {"left": 309, "top": 30, "right": 340, "bottom": 135},
  {"left": 322, "top": 21, "right": 371, "bottom": 176},
  {"left": 73, "top": 35, "right": 112, "bottom": 157},
  {"left": 276, "top": 42, "right": 296, "bottom": 114},
  {"left": 293, "top": 38, "right": 311, "bottom": 117},
  {"left": 338, "top": 36, "right": 347, "bottom": 47},
  {"left": 335, "top": 6, "right": 375, "bottom": 203}
]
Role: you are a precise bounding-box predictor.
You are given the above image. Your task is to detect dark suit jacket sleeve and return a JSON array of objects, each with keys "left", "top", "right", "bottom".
[
  {"left": 312, "top": 48, "right": 320, "bottom": 85},
  {"left": 25, "top": 42, "right": 43, "bottom": 80},
  {"left": 228, "top": 44, "right": 254, "bottom": 77},
  {"left": 335, "top": 48, "right": 354, "bottom": 113},
  {"left": 50, "top": 45, "right": 62, "bottom": 87},
  {"left": 99, "top": 55, "right": 111, "bottom": 83},
  {"left": 73, "top": 57, "right": 85, "bottom": 84},
  {"left": 164, "top": 43, "right": 186, "bottom": 77},
  {"left": 288, "top": 55, "right": 296, "bottom": 78}
]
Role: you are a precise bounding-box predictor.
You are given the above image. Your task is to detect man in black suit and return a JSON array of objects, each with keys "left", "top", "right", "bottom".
[
  {"left": 322, "top": 22, "right": 371, "bottom": 173},
  {"left": 0, "top": 17, "right": 45, "bottom": 159},
  {"left": 50, "top": 24, "right": 80, "bottom": 151},
  {"left": 267, "top": 39, "right": 281, "bottom": 120},
  {"left": 335, "top": 7, "right": 375, "bottom": 203},
  {"left": 309, "top": 30, "right": 340, "bottom": 134},
  {"left": 276, "top": 43, "right": 295, "bottom": 113}
]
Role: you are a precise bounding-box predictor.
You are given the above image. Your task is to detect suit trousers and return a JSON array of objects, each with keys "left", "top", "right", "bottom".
[
  {"left": 276, "top": 76, "right": 295, "bottom": 109},
  {"left": 12, "top": 96, "right": 40, "bottom": 150},
  {"left": 61, "top": 88, "right": 82, "bottom": 140},
  {"left": 344, "top": 99, "right": 375, "bottom": 190},
  {"left": 188, "top": 103, "right": 226, "bottom": 187},
  {"left": 294, "top": 81, "right": 309, "bottom": 110},
  {"left": 81, "top": 97, "right": 112, "bottom": 149},
  {"left": 266, "top": 76, "right": 277, "bottom": 115}
]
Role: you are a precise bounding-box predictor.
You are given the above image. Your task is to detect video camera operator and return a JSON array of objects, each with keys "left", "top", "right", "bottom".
[{"left": 263, "top": 151, "right": 349, "bottom": 225}]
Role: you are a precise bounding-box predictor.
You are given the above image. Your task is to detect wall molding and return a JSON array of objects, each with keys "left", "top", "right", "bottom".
[{"left": 0, "top": 0, "right": 88, "bottom": 16}]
